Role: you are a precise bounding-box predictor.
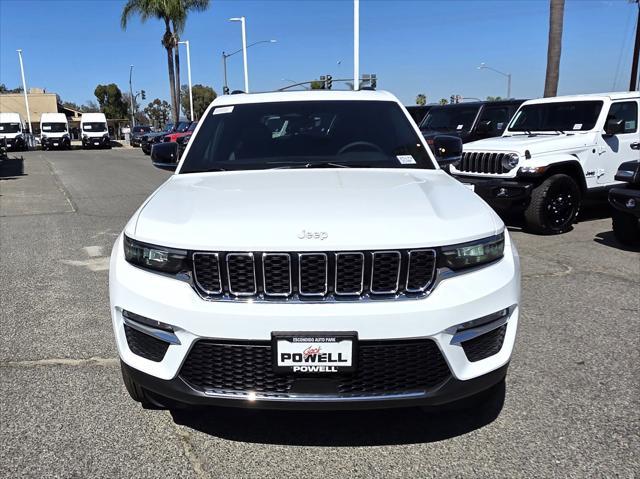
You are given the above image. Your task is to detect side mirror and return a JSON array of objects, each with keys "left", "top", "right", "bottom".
[
  {"left": 614, "top": 160, "right": 640, "bottom": 185},
  {"left": 432, "top": 135, "right": 463, "bottom": 167},
  {"left": 151, "top": 142, "right": 179, "bottom": 171},
  {"left": 604, "top": 118, "right": 624, "bottom": 136},
  {"left": 476, "top": 120, "right": 493, "bottom": 134}
]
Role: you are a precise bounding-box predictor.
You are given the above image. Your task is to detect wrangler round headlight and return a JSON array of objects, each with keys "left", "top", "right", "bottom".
[
  {"left": 501, "top": 153, "right": 519, "bottom": 171},
  {"left": 124, "top": 235, "right": 190, "bottom": 274},
  {"left": 440, "top": 233, "right": 505, "bottom": 270}
]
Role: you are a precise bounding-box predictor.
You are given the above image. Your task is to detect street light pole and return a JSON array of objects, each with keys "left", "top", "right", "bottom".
[
  {"left": 354, "top": 0, "right": 360, "bottom": 91},
  {"left": 478, "top": 62, "right": 512, "bottom": 98},
  {"left": 129, "top": 65, "right": 135, "bottom": 127},
  {"left": 229, "top": 17, "right": 249, "bottom": 93},
  {"left": 179, "top": 41, "right": 194, "bottom": 121},
  {"left": 16, "top": 49, "right": 32, "bottom": 138},
  {"left": 221, "top": 39, "right": 275, "bottom": 94}
]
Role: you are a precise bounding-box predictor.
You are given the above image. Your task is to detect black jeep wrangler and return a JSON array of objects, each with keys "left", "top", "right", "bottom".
[{"left": 609, "top": 160, "right": 640, "bottom": 245}]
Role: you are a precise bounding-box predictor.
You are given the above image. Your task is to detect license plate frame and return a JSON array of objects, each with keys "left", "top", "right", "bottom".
[{"left": 271, "top": 331, "right": 357, "bottom": 374}]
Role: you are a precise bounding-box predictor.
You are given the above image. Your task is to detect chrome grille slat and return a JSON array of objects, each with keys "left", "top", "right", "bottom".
[
  {"left": 335, "top": 252, "right": 365, "bottom": 295},
  {"left": 406, "top": 249, "right": 437, "bottom": 293},
  {"left": 298, "top": 253, "right": 328, "bottom": 296},
  {"left": 370, "top": 251, "right": 401, "bottom": 294},
  {"left": 192, "top": 253, "right": 222, "bottom": 294},
  {"left": 262, "top": 253, "right": 291, "bottom": 297},
  {"left": 226, "top": 253, "right": 257, "bottom": 296}
]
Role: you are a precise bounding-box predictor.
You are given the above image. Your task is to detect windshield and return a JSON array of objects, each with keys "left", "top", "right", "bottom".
[
  {"left": 187, "top": 122, "right": 197, "bottom": 132},
  {"left": 508, "top": 101, "right": 603, "bottom": 132},
  {"left": 42, "top": 123, "right": 67, "bottom": 133},
  {"left": 0, "top": 123, "right": 21, "bottom": 133},
  {"left": 83, "top": 122, "right": 107, "bottom": 132},
  {"left": 420, "top": 105, "right": 481, "bottom": 132},
  {"left": 133, "top": 126, "right": 151, "bottom": 133},
  {"left": 180, "top": 100, "right": 434, "bottom": 173},
  {"left": 176, "top": 121, "right": 191, "bottom": 132}
]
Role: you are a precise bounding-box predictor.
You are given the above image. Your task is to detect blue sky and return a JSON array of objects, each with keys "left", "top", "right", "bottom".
[{"left": 0, "top": 0, "right": 637, "bottom": 106}]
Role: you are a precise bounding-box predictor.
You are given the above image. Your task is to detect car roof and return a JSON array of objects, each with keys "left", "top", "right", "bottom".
[
  {"left": 428, "top": 100, "right": 527, "bottom": 108},
  {"left": 522, "top": 91, "right": 639, "bottom": 105},
  {"left": 211, "top": 89, "right": 399, "bottom": 107}
]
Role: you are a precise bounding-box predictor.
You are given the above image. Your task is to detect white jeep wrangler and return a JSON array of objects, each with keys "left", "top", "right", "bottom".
[{"left": 451, "top": 92, "right": 640, "bottom": 234}]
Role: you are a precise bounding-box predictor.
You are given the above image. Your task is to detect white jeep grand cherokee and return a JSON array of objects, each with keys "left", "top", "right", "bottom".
[{"left": 109, "top": 90, "right": 521, "bottom": 410}]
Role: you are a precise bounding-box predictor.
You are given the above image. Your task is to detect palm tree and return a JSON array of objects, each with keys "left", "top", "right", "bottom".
[
  {"left": 544, "top": 0, "right": 565, "bottom": 97},
  {"left": 121, "top": 0, "right": 179, "bottom": 122},
  {"left": 170, "top": 1, "right": 210, "bottom": 121},
  {"left": 416, "top": 94, "right": 426, "bottom": 106}
]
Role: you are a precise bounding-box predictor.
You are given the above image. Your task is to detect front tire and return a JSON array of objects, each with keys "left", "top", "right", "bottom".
[
  {"left": 525, "top": 174, "right": 581, "bottom": 234},
  {"left": 612, "top": 209, "right": 640, "bottom": 245}
]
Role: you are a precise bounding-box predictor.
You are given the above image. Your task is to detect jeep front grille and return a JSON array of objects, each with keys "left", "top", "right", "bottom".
[
  {"left": 459, "top": 152, "right": 507, "bottom": 174},
  {"left": 192, "top": 249, "right": 436, "bottom": 301}
]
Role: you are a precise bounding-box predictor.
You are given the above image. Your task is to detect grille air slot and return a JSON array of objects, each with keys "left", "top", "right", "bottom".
[
  {"left": 298, "top": 253, "right": 328, "bottom": 296},
  {"left": 226, "top": 253, "right": 256, "bottom": 296},
  {"left": 370, "top": 251, "right": 401, "bottom": 294}
]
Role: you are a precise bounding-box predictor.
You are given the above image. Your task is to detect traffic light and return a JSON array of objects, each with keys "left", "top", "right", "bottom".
[
  {"left": 141, "top": 90, "right": 146, "bottom": 100},
  {"left": 450, "top": 95, "right": 455, "bottom": 104},
  {"left": 371, "top": 74, "right": 377, "bottom": 89},
  {"left": 326, "top": 75, "right": 333, "bottom": 90},
  {"left": 320, "top": 75, "right": 327, "bottom": 90},
  {"left": 223, "top": 86, "right": 230, "bottom": 95}
]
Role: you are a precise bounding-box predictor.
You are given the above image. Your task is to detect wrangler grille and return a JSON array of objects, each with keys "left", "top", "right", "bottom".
[
  {"left": 458, "top": 152, "right": 507, "bottom": 174},
  {"left": 192, "top": 249, "right": 437, "bottom": 301}
]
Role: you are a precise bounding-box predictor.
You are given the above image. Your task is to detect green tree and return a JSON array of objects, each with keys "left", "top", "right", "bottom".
[
  {"left": 544, "top": 0, "right": 565, "bottom": 97},
  {"left": 94, "top": 84, "right": 129, "bottom": 119},
  {"left": 61, "top": 101, "right": 83, "bottom": 112},
  {"left": 416, "top": 94, "right": 427, "bottom": 106},
  {"left": 180, "top": 84, "right": 216, "bottom": 120},
  {"left": 0, "top": 84, "right": 24, "bottom": 93},
  {"left": 144, "top": 98, "right": 172, "bottom": 128},
  {"left": 439, "top": 98, "right": 448, "bottom": 105},
  {"left": 121, "top": 0, "right": 210, "bottom": 123},
  {"left": 83, "top": 100, "right": 101, "bottom": 113},
  {"left": 486, "top": 96, "right": 504, "bottom": 102},
  {"left": 310, "top": 80, "right": 324, "bottom": 90}
]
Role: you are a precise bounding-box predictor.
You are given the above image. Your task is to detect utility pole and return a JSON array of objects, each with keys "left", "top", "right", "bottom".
[
  {"left": 129, "top": 65, "right": 135, "bottom": 127},
  {"left": 16, "top": 49, "right": 32, "bottom": 139},
  {"left": 631, "top": 0, "right": 640, "bottom": 91},
  {"left": 354, "top": 0, "right": 360, "bottom": 91},
  {"left": 229, "top": 17, "right": 249, "bottom": 93},
  {"left": 179, "top": 41, "right": 194, "bottom": 121}
]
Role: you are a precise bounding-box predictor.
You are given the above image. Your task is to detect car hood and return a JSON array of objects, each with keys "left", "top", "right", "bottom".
[
  {"left": 464, "top": 132, "right": 596, "bottom": 156},
  {"left": 131, "top": 169, "right": 502, "bottom": 251}
]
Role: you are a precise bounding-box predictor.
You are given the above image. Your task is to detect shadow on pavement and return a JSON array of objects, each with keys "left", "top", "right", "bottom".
[
  {"left": 169, "top": 382, "right": 505, "bottom": 446},
  {"left": 502, "top": 203, "right": 611, "bottom": 235},
  {"left": 594, "top": 230, "right": 640, "bottom": 253},
  {"left": 0, "top": 155, "right": 25, "bottom": 180}
]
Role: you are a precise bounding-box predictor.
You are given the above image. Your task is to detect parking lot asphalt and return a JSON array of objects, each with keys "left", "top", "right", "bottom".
[{"left": 1, "top": 149, "right": 638, "bottom": 478}]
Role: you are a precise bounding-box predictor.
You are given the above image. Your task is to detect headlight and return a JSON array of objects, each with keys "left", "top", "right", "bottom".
[
  {"left": 83, "top": 134, "right": 88, "bottom": 140},
  {"left": 501, "top": 153, "right": 519, "bottom": 171},
  {"left": 124, "top": 235, "right": 190, "bottom": 274},
  {"left": 440, "top": 233, "right": 505, "bottom": 270}
]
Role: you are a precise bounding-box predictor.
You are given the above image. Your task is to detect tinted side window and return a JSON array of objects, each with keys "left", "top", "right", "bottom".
[
  {"left": 607, "top": 102, "right": 638, "bottom": 133},
  {"left": 478, "top": 106, "right": 510, "bottom": 133}
]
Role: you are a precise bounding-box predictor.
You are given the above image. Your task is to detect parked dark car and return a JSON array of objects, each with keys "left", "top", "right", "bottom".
[
  {"left": 162, "top": 121, "right": 195, "bottom": 143},
  {"left": 419, "top": 100, "right": 525, "bottom": 145},
  {"left": 405, "top": 105, "right": 433, "bottom": 126},
  {"left": 609, "top": 160, "right": 640, "bottom": 245},
  {"left": 130, "top": 125, "right": 152, "bottom": 147},
  {"left": 141, "top": 121, "right": 191, "bottom": 155}
]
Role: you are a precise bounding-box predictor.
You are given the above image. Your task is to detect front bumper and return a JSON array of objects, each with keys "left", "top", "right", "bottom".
[
  {"left": 110, "top": 233, "right": 520, "bottom": 409},
  {"left": 41, "top": 136, "right": 70, "bottom": 149},
  {"left": 453, "top": 175, "right": 535, "bottom": 210},
  {"left": 82, "top": 136, "right": 111, "bottom": 148},
  {"left": 2, "top": 136, "right": 25, "bottom": 151},
  {"left": 609, "top": 186, "right": 640, "bottom": 218}
]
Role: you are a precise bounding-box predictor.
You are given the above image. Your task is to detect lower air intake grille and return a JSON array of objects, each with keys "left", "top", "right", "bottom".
[
  {"left": 461, "top": 324, "right": 508, "bottom": 362},
  {"left": 179, "top": 339, "right": 451, "bottom": 396},
  {"left": 124, "top": 324, "right": 170, "bottom": 362}
]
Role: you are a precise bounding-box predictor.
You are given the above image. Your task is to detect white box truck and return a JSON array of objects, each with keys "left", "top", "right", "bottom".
[
  {"left": 40, "top": 112, "right": 70, "bottom": 150},
  {"left": 81, "top": 112, "right": 111, "bottom": 149},
  {"left": 0, "top": 112, "right": 28, "bottom": 151}
]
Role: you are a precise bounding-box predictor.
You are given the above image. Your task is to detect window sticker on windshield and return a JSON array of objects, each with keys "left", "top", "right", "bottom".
[
  {"left": 497, "top": 122, "right": 504, "bottom": 130},
  {"left": 85, "top": 125, "right": 92, "bottom": 129},
  {"left": 625, "top": 120, "right": 636, "bottom": 130},
  {"left": 397, "top": 155, "right": 416, "bottom": 165},
  {"left": 456, "top": 124, "right": 463, "bottom": 130},
  {"left": 0, "top": 126, "right": 4, "bottom": 131},
  {"left": 213, "top": 106, "right": 234, "bottom": 115},
  {"left": 573, "top": 123, "right": 582, "bottom": 130},
  {"left": 43, "top": 126, "right": 52, "bottom": 131}
]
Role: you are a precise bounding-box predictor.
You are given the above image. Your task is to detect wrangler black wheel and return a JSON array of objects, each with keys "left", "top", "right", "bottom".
[{"left": 525, "top": 174, "right": 581, "bottom": 234}]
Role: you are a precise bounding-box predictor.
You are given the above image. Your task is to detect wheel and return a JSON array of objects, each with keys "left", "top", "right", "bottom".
[
  {"left": 524, "top": 174, "right": 581, "bottom": 234},
  {"left": 612, "top": 209, "right": 640, "bottom": 245}
]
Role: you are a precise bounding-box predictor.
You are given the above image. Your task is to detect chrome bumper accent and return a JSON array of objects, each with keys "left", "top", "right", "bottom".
[{"left": 122, "top": 315, "right": 181, "bottom": 345}]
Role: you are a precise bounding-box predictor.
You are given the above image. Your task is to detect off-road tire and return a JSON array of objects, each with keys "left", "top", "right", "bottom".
[
  {"left": 525, "top": 174, "right": 581, "bottom": 234},
  {"left": 612, "top": 209, "right": 640, "bottom": 245}
]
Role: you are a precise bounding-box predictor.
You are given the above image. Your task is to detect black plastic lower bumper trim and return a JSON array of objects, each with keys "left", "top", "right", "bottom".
[
  {"left": 609, "top": 187, "right": 640, "bottom": 217},
  {"left": 454, "top": 175, "right": 535, "bottom": 209},
  {"left": 122, "top": 361, "right": 509, "bottom": 410}
]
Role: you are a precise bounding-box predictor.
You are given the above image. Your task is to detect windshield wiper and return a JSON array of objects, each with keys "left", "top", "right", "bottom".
[
  {"left": 270, "top": 162, "right": 352, "bottom": 170},
  {"left": 184, "top": 167, "right": 227, "bottom": 173}
]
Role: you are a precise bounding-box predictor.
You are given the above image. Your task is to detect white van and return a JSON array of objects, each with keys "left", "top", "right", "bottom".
[
  {"left": 40, "top": 112, "right": 70, "bottom": 150},
  {"left": 0, "top": 112, "right": 28, "bottom": 151},
  {"left": 80, "top": 112, "right": 110, "bottom": 149}
]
